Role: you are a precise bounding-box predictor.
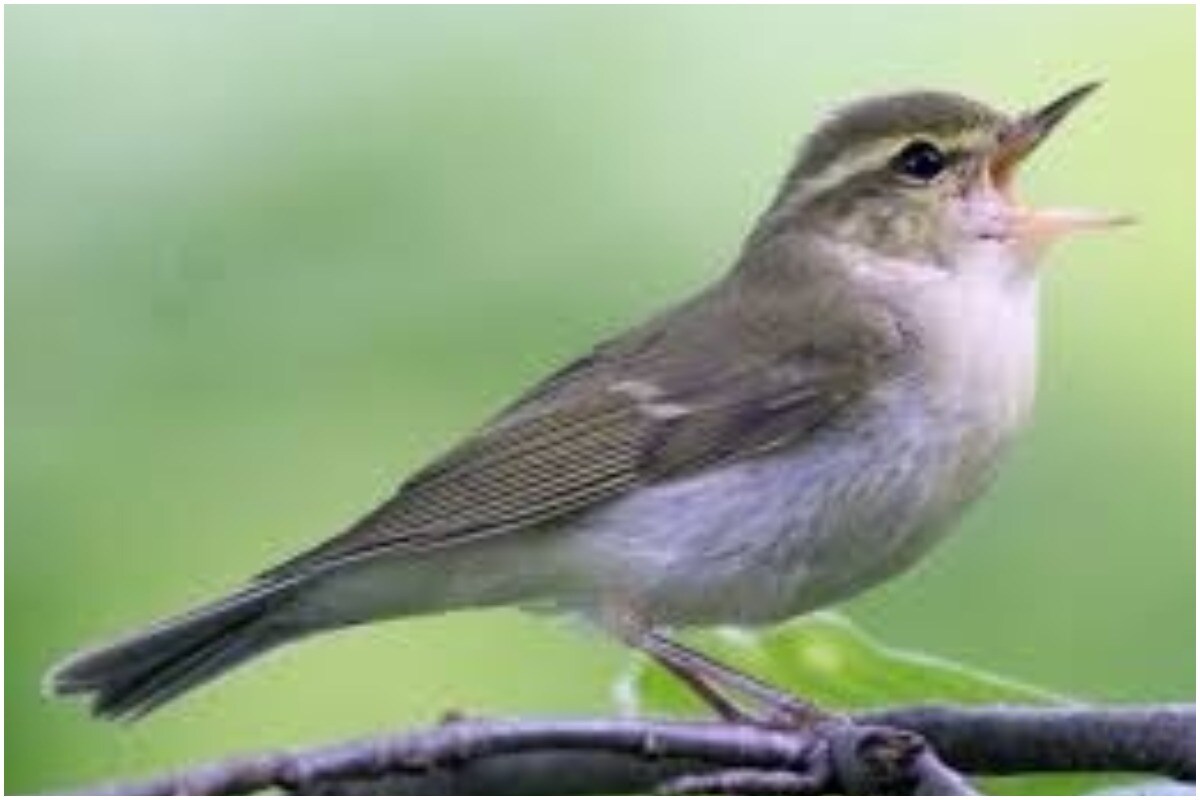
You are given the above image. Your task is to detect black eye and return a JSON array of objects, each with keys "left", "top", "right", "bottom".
[{"left": 890, "top": 140, "right": 946, "bottom": 182}]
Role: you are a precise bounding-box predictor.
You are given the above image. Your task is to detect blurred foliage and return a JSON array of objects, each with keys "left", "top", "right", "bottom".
[
  {"left": 626, "top": 615, "right": 1117, "bottom": 795},
  {"left": 6, "top": 5, "right": 1194, "bottom": 793}
]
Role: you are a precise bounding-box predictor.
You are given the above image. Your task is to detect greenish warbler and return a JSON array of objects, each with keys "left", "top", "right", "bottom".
[{"left": 49, "top": 84, "right": 1127, "bottom": 721}]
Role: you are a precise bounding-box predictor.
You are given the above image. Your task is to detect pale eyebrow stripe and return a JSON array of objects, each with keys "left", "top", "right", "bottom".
[{"left": 789, "top": 129, "right": 993, "bottom": 207}]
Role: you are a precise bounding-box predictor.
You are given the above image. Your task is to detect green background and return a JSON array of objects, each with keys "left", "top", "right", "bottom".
[{"left": 6, "top": 6, "right": 1194, "bottom": 793}]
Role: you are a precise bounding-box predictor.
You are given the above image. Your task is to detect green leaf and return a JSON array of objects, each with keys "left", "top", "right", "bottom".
[
  {"left": 617, "top": 613, "right": 1062, "bottom": 716},
  {"left": 614, "top": 613, "right": 1131, "bottom": 796}
]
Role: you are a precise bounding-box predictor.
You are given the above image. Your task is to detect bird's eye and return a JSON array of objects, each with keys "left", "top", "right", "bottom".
[{"left": 890, "top": 140, "right": 947, "bottom": 182}]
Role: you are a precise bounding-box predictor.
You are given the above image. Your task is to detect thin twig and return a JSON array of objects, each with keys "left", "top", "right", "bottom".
[
  {"left": 655, "top": 768, "right": 827, "bottom": 794},
  {"left": 64, "top": 703, "right": 1192, "bottom": 795},
  {"left": 862, "top": 703, "right": 1196, "bottom": 781}
]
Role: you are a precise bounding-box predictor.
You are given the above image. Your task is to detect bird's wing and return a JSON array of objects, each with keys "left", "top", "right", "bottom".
[{"left": 261, "top": 271, "right": 908, "bottom": 580}]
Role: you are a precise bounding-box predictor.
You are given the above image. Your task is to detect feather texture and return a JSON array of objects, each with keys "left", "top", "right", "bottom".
[{"left": 263, "top": 240, "right": 908, "bottom": 579}]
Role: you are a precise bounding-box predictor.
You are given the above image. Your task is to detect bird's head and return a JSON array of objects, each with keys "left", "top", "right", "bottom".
[{"left": 757, "top": 84, "right": 1128, "bottom": 273}]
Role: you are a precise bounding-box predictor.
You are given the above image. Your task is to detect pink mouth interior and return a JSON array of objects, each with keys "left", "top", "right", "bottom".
[{"left": 987, "top": 154, "right": 1022, "bottom": 206}]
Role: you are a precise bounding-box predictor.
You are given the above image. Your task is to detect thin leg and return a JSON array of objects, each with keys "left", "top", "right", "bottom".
[
  {"left": 637, "top": 631, "right": 832, "bottom": 727},
  {"left": 649, "top": 652, "right": 746, "bottom": 722},
  {"left": 600, "top": 599, "right": 832, "bottom": 727}
]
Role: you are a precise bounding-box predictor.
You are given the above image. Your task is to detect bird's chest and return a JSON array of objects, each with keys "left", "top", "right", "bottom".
[
  {"left": 568, "top": 273, "right": 1039, "bottom": 625},
  {"left": 766, "top": 271, "right": 1041, "bottom": 606},
  {"left": 914, "top": 272, "right": 1040, "bottom": 444}
]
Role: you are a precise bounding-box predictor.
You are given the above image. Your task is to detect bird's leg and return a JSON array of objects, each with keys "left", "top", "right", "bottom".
[
  {"left": 642, "top": 647, "right": 747, "bottom": 722},
  {"left": 635, "top": 630, "right": 835, "bottom": 728},
  {"left": 602, "top": 598, "right": 832, "bottom": 727}
]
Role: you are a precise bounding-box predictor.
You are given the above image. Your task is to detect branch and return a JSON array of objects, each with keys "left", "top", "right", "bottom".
[
  {"left": 67, "top": 703, "right": 1192, "bottom": 795},
  {"left": 861, "top": 703, "right": 1196, "bottom": 780}
]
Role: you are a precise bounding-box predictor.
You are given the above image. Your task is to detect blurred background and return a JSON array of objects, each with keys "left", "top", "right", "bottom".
[{"left": 6, "top": 6, "right": 1194, "bottom": 793}]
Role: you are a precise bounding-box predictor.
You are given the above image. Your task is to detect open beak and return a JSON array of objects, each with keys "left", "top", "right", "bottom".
[{"left": 988, "top": 82, "right": 1132, "bottom": 244}]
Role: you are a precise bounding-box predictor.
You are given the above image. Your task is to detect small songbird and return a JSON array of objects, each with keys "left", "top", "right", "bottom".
[{"left": 49, "top": 84, "right": 1127, "bottom": 721}]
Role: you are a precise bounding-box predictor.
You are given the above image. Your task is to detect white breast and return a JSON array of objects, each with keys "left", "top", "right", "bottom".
[{"left": 909, "top": 260, "right": 1040, "bottom": 441}]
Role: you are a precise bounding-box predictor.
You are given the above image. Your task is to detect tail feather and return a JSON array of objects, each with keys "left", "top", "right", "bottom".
[{"left": 47, "top": 579, "right": 304, "bottom": 720}]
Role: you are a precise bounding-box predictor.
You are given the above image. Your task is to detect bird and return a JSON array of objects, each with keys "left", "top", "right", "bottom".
[{"left": 48, "top": 83, "right": 1127, "bottom": 722}]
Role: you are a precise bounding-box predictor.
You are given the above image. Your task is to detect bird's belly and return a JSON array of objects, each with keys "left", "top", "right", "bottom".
[{"left": 557, "top": 384, "right": 1019, "bottom": 626}]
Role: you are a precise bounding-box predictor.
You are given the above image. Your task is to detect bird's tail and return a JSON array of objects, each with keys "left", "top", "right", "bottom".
[{"left": 45, "top": 578, "right": 306, "bottom": 721}]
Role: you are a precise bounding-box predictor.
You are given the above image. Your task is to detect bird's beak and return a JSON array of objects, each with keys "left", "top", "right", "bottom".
[{"left": 988, "top": 82, "right": 1132, "bottom": 244}]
